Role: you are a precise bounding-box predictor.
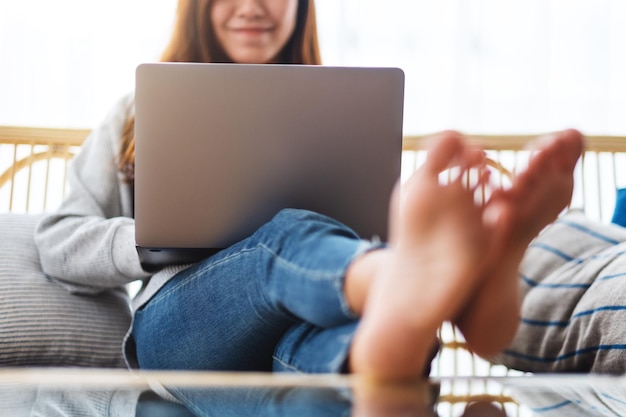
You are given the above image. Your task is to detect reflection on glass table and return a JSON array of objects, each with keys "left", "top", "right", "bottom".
[
  {"left": 1, "top": 369, "right": 625, "bottom": 416},
  {"left": 504, "top": 375, "right": 626, "bottom": 417}
]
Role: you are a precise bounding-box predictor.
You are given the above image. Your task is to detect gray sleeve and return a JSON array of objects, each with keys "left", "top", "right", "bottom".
[{"left": 35, "top": 95, "right": 151, "bottom": 292}]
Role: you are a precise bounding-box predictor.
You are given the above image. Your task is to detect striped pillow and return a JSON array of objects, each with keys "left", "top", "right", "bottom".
[{"left": 492, "top": 210, "right": 626, "bottom": 373}]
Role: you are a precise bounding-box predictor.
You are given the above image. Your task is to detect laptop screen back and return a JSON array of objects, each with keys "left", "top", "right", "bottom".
[{"left": 134, "top": 63, "right": 404, "bottom": 268}]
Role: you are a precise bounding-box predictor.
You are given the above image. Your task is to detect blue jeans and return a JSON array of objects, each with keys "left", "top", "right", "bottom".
[
  {"left": 132, "top": 209, "right": 379, "bottom": 373},
  {"left": 163, "top": 386, "right": 351, "bottom": 417}
]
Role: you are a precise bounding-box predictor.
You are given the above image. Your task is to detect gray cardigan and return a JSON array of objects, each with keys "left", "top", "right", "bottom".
[{"left": 35, "top": 94, "right": 192, "bottom": 366}]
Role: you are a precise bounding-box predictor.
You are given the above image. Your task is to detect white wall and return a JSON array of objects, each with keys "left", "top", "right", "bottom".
[{"left": 1, "top": 0, "right": 625, "bottom": 136}]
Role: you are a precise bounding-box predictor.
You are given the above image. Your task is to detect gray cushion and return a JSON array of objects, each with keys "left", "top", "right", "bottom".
[{"left": 0, "top": 213, "right": 131, "bottom": 367}]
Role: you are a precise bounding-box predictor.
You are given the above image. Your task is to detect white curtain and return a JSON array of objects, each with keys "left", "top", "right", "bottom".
[{"left": 1, "top": 0, "right": 624, "bottom": 136}]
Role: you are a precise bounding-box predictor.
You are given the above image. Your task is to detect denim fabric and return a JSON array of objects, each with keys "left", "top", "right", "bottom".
[
  {"left": 169, "top": 386, "right": 351, "bottom": 417},
  {"left": 136, "top": 392, "right": 196, "bottom": 417},
  {"left": 273, "top": 321, "right": 358, "bottom": 373},
  {"left": 132, "top": 209, "right": 380, "bottom": 373}
]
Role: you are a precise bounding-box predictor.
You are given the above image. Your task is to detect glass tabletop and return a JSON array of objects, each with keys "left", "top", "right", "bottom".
[{"left": 0, "top": 368, "right": 624, "bottom": 416}]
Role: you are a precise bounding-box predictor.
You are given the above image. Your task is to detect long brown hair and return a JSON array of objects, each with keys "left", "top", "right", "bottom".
[{"left": 119, "top": 0, "right": 322, "bottom": 182}]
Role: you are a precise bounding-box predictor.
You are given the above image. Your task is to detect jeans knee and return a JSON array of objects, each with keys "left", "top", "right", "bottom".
[
  {"left": 269, "top": 208, "right": 358, "bottom": 240},
  {"left": 272, "top": 208, "right": 325, "bottom": 224}
]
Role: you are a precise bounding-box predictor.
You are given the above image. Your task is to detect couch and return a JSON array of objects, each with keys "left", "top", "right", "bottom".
[{"left": 2, "top": 125, "right": 626, "bottom": 410}]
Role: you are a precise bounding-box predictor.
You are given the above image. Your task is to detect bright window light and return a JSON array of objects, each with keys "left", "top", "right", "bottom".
[{"left": 0, "top": 0, "right": 624, "bottom": 135}]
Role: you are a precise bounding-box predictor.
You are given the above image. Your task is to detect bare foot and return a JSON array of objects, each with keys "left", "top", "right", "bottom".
[
  {"left": 350, "top": 131, "right": 492, "bottom": 381},
  {"left": 351, "top": 378, "right": 435, "bottom": 417},
  {"left": 455, "top": 129, "right": 584, "bottom": 358}
]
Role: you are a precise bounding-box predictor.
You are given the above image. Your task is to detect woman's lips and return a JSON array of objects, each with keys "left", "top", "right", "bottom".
[{"left": 230, "top": 27, "right": 273, "bottom": 36}]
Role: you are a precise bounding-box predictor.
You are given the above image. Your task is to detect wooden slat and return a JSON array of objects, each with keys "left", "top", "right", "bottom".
[
  {"left": 403, "top": 134, "right": 626, "bottom": 153},
  {"left": 0, "top": 149, "right": 77, "bottom": 190},
  {"left": 0, "top": 127, "right": 624, "bottom": 153},
  {"left": 0, "top": 126, "right": 90, "bottom": 146}
]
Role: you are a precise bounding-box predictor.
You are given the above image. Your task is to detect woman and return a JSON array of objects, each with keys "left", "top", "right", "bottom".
[{"left": 35, "top": 0, "right": 584, "bottom": 384}]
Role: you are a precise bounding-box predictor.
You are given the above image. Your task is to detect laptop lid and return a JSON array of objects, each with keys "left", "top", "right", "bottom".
[{"left": 134, "top": 63, "right": 404, "bottom": 269}]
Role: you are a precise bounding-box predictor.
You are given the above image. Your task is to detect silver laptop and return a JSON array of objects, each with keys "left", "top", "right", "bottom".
[{"left": 134, "top": 63, "right": 404, "bottom": 269}]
